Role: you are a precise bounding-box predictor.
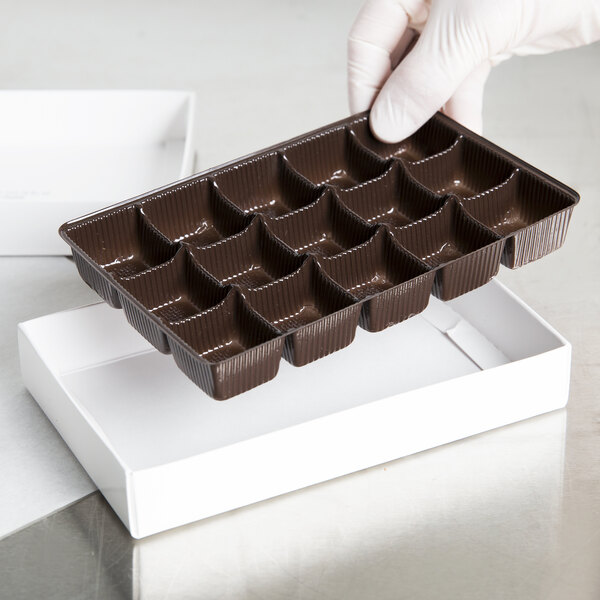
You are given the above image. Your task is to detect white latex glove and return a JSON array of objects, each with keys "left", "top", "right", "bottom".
[{"left": 348, "top": 0, "right": 600, "bottom": 142}]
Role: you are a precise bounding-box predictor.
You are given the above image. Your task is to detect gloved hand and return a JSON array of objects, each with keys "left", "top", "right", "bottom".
[{"left": 348, "top": 0, "right": 600, "bottom": 142}]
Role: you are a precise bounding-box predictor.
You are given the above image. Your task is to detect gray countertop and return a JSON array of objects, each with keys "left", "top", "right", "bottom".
[{"left": 0, "top": 1, "right": 598, "bottom": 598}]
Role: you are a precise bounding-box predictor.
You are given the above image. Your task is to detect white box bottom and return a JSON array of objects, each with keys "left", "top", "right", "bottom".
[{"left": 18, "top": 279, "right": 570, "bottom": 538}]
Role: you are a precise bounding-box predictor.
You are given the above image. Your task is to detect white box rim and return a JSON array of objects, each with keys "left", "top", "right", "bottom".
[{"left": 18, "top": 279, "right": 571, "bottom": 538}]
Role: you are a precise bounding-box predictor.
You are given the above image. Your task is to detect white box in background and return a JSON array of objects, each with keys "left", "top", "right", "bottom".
[
  {"left": 18, "top": 280, "right": 570, "bottom": 538},
  {"left": 0, "top": 90, "right": 195, "bottom": 255}
]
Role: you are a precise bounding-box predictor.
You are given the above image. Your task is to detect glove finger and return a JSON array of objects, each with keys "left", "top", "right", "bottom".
[
  {"left": 442, "top": 61, "right": 491, "bottom": 135},
  {"left": 369, "top": 9, "right": 481, "bottom": 143},
  {"left": 348, "top": 0, "right": 410, "bottom": 114}
]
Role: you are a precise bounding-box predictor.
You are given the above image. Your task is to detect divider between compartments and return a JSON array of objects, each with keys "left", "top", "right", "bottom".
[
  {"left": 277, "top": 152, "right": 326, "bottom": 212},
  {"left": 211, "top": 151, "right": 324, "bottom": 218},
  {"left": 134, "top": 205, "right": 180, "bottom": 271},
  {"left": 167, "top": 287, "right": 281, "bottom": 343},
  {"left": 180, "top": 241, "right": 230, "bottom": 288},
  {"left": 239, "top": 256, "right": 360, "bottom": 332},
  {"left": 165, "top": 288, "right": 285, "bottom": 398},
  {"left": 402, "top": 136, "right": 464, "bottom": 194},
  {"left": 405, "top": 136, "right": 514, "bottom": 199},
  {"left": 453, "top": 198, "right": 504, "bottom": 249},
  {"left": 239, "top": 257, "right": 361, "bottom": 366},
  {"left": 460, "top": 168, "right": 576, "bottom": 234},
  {"left": 63, "top": 204, "right": 178, "bottom": 281},
  {"left": 118, "top": 246, "right": 229, "bottom": 324},
  {"left": 345, "top": 127, "right": 395, "bottom": 181},
  {"left": 463, "top": 168, "right": 577, "bottom": 269},
  {"left": 277, "top": 153, "right": 323, "bottom": 193},
  {"left": 462, "top": 168, "right": 518, "bottom": 203},
  {"left": 316, "top": 226, "right": 432, "bottom": 299},
  {"left": 390, "top": 197, "right": 505, "bottom": 300},
  {"left": 262, "top": 189, "right": 376, "bottom": 258},
  {"left": 335, "top": 160, "right": 445, "bottom": 228},
  {"left": 281, "top": 126, "right": 388, "bottom": 189},
  {"left": 388, "top": 198, "right": 454, "bottom": 268},
  {"left": 184, "top": 215, "right": 305, "bottom": 288},
  {"left": 347, "top": 113, "right": 460, "bottom": 163},
  {"left": 389, "top": 197, "right": 502, "bottom": 268},
  {"left": 314, "top": 226, "right": 435, "bottom": 331},
  {"left": 139, "top": 178, "right": 251, "bottom": 247}
]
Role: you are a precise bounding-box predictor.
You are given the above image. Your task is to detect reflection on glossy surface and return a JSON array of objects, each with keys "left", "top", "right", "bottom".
[
  {"left": 0, "top": 493, "right": 134, "bottom": 599},
  {"left": 0, "top": 411, "right": 568, "bottom": 599}
]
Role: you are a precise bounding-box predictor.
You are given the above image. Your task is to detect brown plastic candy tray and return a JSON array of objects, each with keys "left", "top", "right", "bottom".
[{"left": 60, "top": 111, "right": 579, "bottom": 399}]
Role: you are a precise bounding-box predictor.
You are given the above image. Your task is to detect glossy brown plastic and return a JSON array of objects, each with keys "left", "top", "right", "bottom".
[
  {"left": 405, "top": 136, "right": 514, "bottom": 198},
  {"left": 117, "top": 248, "right": 229, "bottom": 352},
  {"left": 66, "top": 205, "right": 178, "bottom": 307},
  {"left": 337, "top": 162, "right": 445, "bottom": 228},
  {"left": 60, "top": 110, "right": 579, "bottom": 399},
  {"left": 348, "top": 114, "right": 459, "bottom": 162},
  {"left": 458, "top": 168, "right": 576, "bottom": 268},
  {"left": 186, "top": 217, "right": 304, "bottom": 288},
  {"left": 241, "top": 258, "right": 361, "bottom": 366},
  {"left": 66, "top": 205, "right": 177, "bottom": 281},
  {"left": 391, "top": 199, "right": 505, "bottom": 300},
  {"left": 169, "top": 290, "right": 284, "bottom": 400},
  {"left": 212, "top": 152, "right": 323, "bottom": 218},
  {"left": 317, "top": 228, "right": 435, "bottom": 332},
  {"left": 283, "top": 126, "right": 388, "bottom": 189},
  {"left": 139, "top": 178, "right": 250, "bottom": 247}
]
